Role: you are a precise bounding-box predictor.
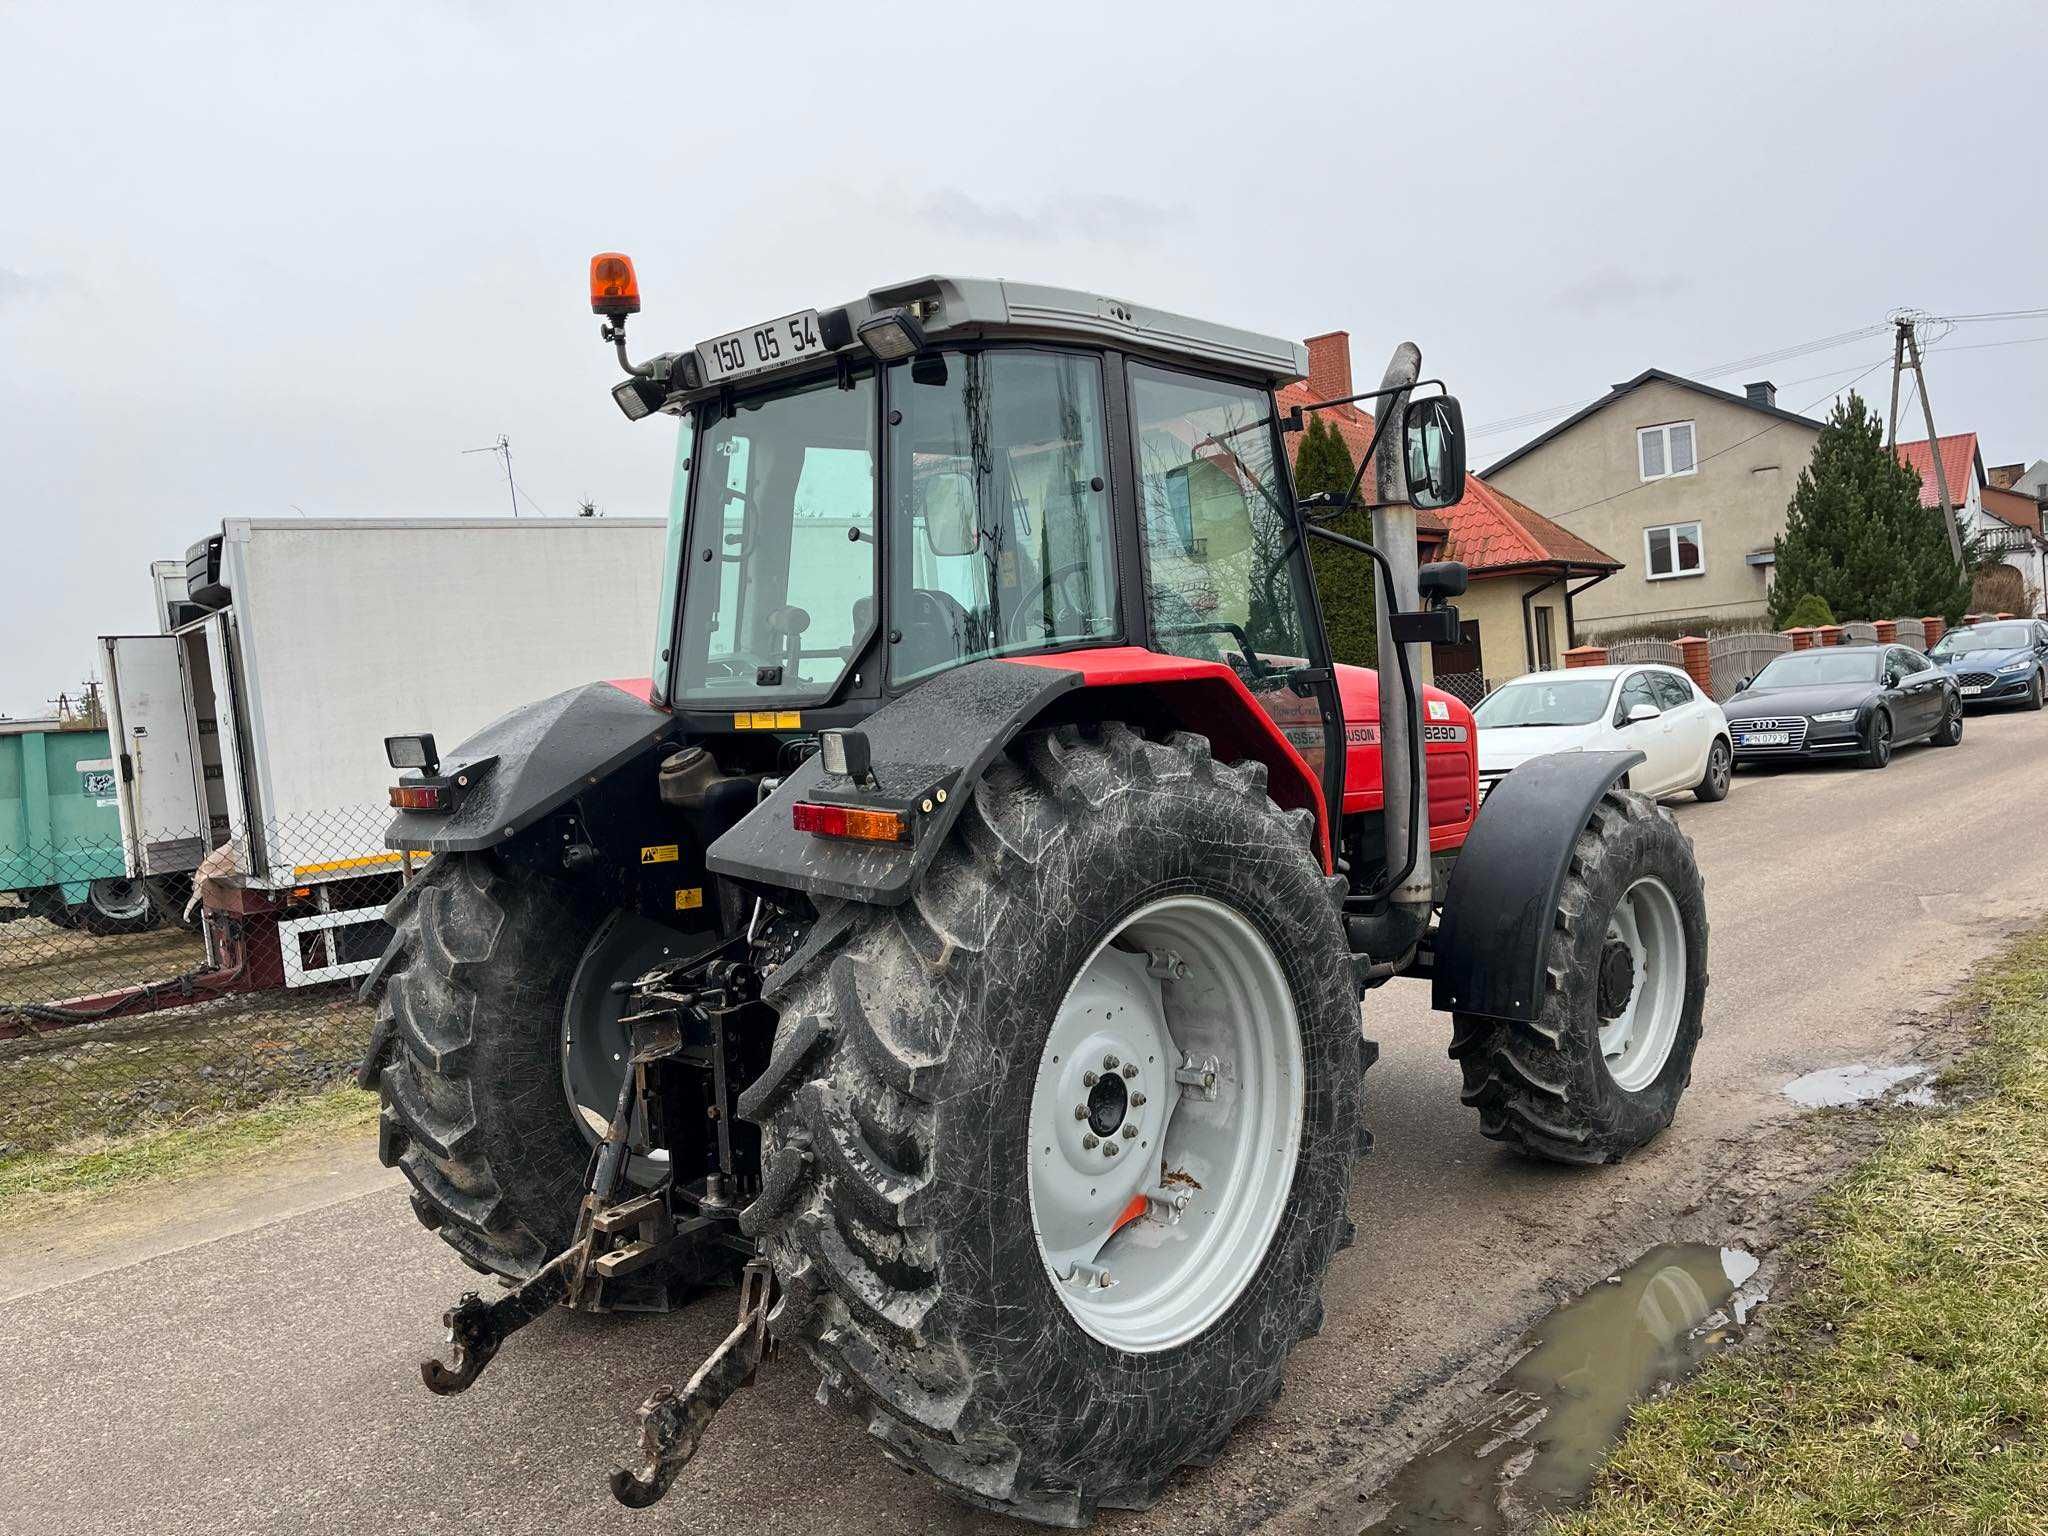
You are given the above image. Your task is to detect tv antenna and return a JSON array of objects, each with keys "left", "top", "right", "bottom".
[{"left": 463, "top": 433, "right": 521, "bottom": 518}]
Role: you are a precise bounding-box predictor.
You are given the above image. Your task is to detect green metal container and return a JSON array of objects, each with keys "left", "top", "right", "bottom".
[{"left": 0, "top": 720, "right": 130, "bottom": 919}]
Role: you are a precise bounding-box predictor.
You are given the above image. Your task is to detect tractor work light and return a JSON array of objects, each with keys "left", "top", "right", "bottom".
[
  {"left": 791, "top": 801, "right": 910, "bottom": 844},
  {"left": 856, "top": 308, "right": 926, "bottom": 361},
  {"left": 385, "top": 733, "right": 439, "bottom": 773},
  {"left": 818, "top": 728, "right": 875, "bottom": 785},
  {"left": 590, "top": 252, "right": 641, "bottom": 317}
]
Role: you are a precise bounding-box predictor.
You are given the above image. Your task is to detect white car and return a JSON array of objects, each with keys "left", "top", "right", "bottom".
[{"left": 1473, "top": 663, "right": 1733, "bottom": 804}]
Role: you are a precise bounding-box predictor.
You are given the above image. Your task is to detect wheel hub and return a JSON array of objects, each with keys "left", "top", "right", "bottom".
[
  {"left": 1597, "top": 938, "right": 1636, "bottom": 1020},
  {"left": 1084, "top": 1068, "right": 1131, "bottom": 1138}
]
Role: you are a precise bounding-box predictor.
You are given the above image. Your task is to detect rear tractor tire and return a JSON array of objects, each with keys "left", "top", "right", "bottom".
[
  {"left": 1450, "top": 788, "right": 1707, "bottom": 1165},
  {"left": 371, "top": 853, "right": 732, "bottom": 1290},
  {"left": 741, "top": 722, "right": 1366, "bottom": 1525}
]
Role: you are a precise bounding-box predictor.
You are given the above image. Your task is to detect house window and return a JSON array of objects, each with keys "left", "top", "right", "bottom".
[
  {"left": 1645, "top": 522, "right": 1704, "bottom": 579},
  {"left": 1534, "top": 607, "right": 1556, "bottom": 669},
  {"left": 1637, "top": 421, "right": 1697, "bottom": 481}
]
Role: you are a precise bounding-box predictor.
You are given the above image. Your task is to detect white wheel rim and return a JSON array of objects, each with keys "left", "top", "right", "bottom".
[
  {"left": 1598, "top": 876, "right": 1686, "bottom": 1093},
  {"left": 1026, "top": 895, "right": 1305, "bottom": 1354}
]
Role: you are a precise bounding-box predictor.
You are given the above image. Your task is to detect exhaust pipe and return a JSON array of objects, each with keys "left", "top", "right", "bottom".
[{"left": 1368, "top": 344, "right": 1434, "bottom": 915}]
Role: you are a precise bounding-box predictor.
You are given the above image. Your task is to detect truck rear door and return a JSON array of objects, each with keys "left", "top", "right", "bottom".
[{"left": 99, "top": 634, "right": 208, "bottom": 875}]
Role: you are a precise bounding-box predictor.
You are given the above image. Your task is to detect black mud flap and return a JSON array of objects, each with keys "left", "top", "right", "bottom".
[
  {"left": 1431, "top": 749, "right": 1643, "bottom": 1024},
  {"left": 385, "top": 681, "right": 681, "bottom": 855},
  {"left": 706, "top": 659, "right": 1083, "bottom": 906}
]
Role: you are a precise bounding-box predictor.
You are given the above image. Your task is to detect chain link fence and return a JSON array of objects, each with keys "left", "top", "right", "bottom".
[
  {"left": 1, "top": 804, "right": 404, "bottom": 1031},
  {"left": 1432, "top": 670, "right": 1490, "bottom": 707}
]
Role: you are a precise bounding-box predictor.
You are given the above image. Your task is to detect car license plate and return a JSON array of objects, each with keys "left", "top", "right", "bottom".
[
  {"left": 1740, "top": 730, "right": 1789, "bottom": 746},
  {"left": 1961, "top": 685, "right": 1985, "bottom": 696},
  {"left": 696, "top": 310, "right": 828, "bottom": 383}
]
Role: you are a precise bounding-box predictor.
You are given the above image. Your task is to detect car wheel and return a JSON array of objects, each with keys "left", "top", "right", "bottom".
[
  {"left": 1862, "top": 710, "right": 1892, "bottom": 769},
  {"left": 1931, "top": 696, "right": 1964, "bottom": 748},
  {"left": 2028, "top": 672, "right": 2045, "bottom": 712},
  {"left": 1693, "top": 738, "right": 1732, "bottom": 802}
]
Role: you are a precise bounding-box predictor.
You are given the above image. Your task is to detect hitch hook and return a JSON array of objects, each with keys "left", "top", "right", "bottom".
[
  {"left": 419, "top": 1251, "right": 573, "bottom": 1396},
  {"left": 609, "top": 1258, "right": 776, "bottom": 1507}
]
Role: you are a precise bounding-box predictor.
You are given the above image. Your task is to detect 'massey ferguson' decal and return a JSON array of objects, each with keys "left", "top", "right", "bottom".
[
  {"left": 1343, "top": 722, "right": 1468, "bottom": 745},
  {"left": 1282, "top": 727, "right": 1324, "bottom": 751}
]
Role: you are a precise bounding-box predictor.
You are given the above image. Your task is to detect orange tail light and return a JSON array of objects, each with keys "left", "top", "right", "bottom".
[{"left": 590, "top": 252, "right": 640, "bottom": 317}]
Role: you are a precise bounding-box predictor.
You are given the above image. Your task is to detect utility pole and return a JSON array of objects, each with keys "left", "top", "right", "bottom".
[
  {"left": 463, "top": 434, "right": 521, "bottom": 518},
  {"left": 1889, "top": 317, "right": 1963, "bottom": 566}
]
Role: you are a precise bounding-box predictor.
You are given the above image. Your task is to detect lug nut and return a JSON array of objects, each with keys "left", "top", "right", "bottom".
[
  {"left": 1130, "top": 1091, "right": 1147, "bottom": 1107},
  {"left": 1103, "top": 1053, "right": 1120, "bottom": 1070},
  {"left": 1120, "top": 1063, "right": 1138, "bottom": 1079},
  {"left": 1082, "top": 1070, "right": 1099, "bottom": 1087},
  {"left": 1073, "top": 1104, "right": 1088, "bottom": 1120},
  {"left": 1120, "top": 1124, "right": 1137, "bottom": 1140},
  {"left": 1103, "top": 1141, "right": 1120, "bottom": 1157},
  {"left": 1082, "top": 1133, "right": 1099, "bottom": 1150}
]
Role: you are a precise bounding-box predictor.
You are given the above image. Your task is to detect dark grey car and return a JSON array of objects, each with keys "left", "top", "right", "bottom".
[{"left": 1722, "top": 644, "right": 1963, "bottom": 769}]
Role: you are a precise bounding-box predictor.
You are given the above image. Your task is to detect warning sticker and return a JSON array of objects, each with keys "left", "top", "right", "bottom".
[
  {"left": 640, "top": 845, "right": 680, "bottom": 865},
  {"left": 674, "top": 887, "right": 704, "bottom": 910}
]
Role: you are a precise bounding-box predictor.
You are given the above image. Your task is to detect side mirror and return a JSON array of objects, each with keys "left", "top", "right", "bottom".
[
  {"left": 1737, "top": 674, "right": 1753, "bottom": 693},
  {"left": 1626, "top": 703, "right": 1661, "bottom": 725},
  {"left": 919, "top": 471, "right": 978, "bottom": 557},
  {"left": 1404, "top": 395, "right": 1467, "bottom": 511}
]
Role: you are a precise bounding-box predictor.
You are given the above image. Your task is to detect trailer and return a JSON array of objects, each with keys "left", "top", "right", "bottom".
[
  {"left": 98, "top": 517, "right": 667, "bottom": 988},
  {"left": 0, "top": 717, "right": 152, "bottom": 931}
]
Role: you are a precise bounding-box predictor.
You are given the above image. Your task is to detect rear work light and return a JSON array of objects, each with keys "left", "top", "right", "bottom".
[
  {"left": 389, "top": 783, "right": 452, "bottom": 813},
  {"left": 792, "top": 801, "right": 910, "bottom": 844}
]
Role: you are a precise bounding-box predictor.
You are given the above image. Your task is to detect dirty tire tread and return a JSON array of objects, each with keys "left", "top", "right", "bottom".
[
  {"left": 370, "top": 852, "right": 728, "bottom": 1286},
  {"left": 749, "top": 722, "right": 1365, "bottom": 1524},
  {"left": 1449, "top": 788, "right": 1708, "bottom": 1166}
]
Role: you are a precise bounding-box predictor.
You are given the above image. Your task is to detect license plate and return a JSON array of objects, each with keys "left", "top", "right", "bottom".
[
  {"left": 1961, "top": 685, "right": 1985, "bottom": 696},
  {"left": 696, "top": 309, "right": 828, "bottom": 383},
  {"left": 1739, "top": 730, "right": 1789, "bottom": 746}
]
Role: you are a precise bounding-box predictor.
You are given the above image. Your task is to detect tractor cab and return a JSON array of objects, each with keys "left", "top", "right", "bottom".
[{"left": 620, "top": 268, "right": 1465, "bottom": 829}]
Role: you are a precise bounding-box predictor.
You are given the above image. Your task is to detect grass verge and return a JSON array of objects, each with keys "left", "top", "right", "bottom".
[
  {"left": 1553, "top": 928, "right": 2048, "bottom": 1535},
  {"left": 0, "top": 1084, "right": 378, "bottom": 1226}
]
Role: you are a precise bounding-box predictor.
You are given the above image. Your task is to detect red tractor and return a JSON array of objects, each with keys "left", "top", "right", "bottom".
[{"left": 361, "top": 266, "right": 1706, "bottom": 1523}]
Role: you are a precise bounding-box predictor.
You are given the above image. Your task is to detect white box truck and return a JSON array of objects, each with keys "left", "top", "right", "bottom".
[{"left": 99, "top": 517, "right": 668, "bottom": 985}]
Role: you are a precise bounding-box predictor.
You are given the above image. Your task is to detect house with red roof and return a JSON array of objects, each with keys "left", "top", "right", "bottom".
[
  {"left": 1898, "top": 433, "right": 2043, "bottom": 615},
  {"left": 1285, "top": 332, "right": 1622, "bottom": 693}
]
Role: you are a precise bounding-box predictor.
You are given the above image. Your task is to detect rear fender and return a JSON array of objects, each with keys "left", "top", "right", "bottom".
[
  {"left": 1430, "top": 750, "right": 1643, "bottom": 1024},
  {"left": 706, "top": 648, "right": 1329, "bottom": 908}
]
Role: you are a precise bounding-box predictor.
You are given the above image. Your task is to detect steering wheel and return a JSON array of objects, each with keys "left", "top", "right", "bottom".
[{"left": 1008, "top": 560, "right": 1095, "bottom": 644}]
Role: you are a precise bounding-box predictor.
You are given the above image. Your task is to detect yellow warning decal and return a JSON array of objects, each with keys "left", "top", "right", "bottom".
[
  {"left": 730, "top": 711, "right": 802, "bottom": 730},
  {"left": 640, "top": 844, "right": 680, "bottom": 864},
  {"left": 674, "top": 887, "right": 704, "bottom": 911}
]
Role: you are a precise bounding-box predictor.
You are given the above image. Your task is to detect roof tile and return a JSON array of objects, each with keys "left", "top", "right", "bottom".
[{"left": 1895, "top": 433, "right": 1981, "bottom": 510}]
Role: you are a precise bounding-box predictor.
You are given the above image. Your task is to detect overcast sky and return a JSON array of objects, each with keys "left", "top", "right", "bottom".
[{"left": 3, "top": 0, "right": 2043, "bottom": 714}]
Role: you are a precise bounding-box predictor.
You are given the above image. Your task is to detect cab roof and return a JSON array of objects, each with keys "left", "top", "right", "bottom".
[{"left": 666, "top": 276, "right": 1309, "bottom": 407}]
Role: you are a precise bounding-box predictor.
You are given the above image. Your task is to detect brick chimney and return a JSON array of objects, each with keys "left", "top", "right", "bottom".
[
  {"left": 1744, "top": 380, "right": 1778, "bottom": 411},
  {"left": 1304, "top": 331, "right": 1353, "bottom": 404}
]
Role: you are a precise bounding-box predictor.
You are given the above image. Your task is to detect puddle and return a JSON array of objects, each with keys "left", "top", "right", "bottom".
[
  {"left": 1782, "top": 1061, "right": 1930, "bottom": 1108},
  {"left": 1337, "top": 1244, "right": 1765, "bottom": 1535}
]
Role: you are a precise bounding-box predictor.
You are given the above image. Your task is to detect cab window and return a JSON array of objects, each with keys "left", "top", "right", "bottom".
[
  {"left": 887, "top": 351, "right": 1117, "bottom": 683},
  {"left": 1128, "top": 363, "right": 1313, "bottom": 671}
]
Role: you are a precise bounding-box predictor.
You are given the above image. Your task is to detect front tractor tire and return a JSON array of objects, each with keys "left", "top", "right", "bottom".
[
  {"left": 1450, "top": 788, "right": 1707, "bottom": 1165},
  {"left": 741, "top": 723, "right": 1365, "bottom": 1525},
  {"left": 372, "top": 853, "right": 729, "bottom": 1288}
]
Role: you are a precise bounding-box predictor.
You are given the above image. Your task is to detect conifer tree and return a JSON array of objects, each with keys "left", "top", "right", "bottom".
[
  {"left": 1292, "top": 413, "right": 1378, "bottom": 665},
  {"left": 1768, "top": 392, "right": 1970, "bottom": 625}
]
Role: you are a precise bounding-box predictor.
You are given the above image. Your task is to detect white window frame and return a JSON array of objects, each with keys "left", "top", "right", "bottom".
[
  {"left": 1644, "top": 521, "right": 1705, "bottom": 581},
  {"left": 1637, "top": 420, "right": 1698, "bottom": 482}
]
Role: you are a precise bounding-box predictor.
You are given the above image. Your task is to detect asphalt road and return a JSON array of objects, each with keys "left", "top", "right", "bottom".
[{"left": 7, "top": 703, "right": 2046, "bottom": 1536}]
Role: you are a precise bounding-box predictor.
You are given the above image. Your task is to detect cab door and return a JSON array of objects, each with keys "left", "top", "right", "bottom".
[{"left": 1123, "top": 361, "right": 1341, "bottom": 810}]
